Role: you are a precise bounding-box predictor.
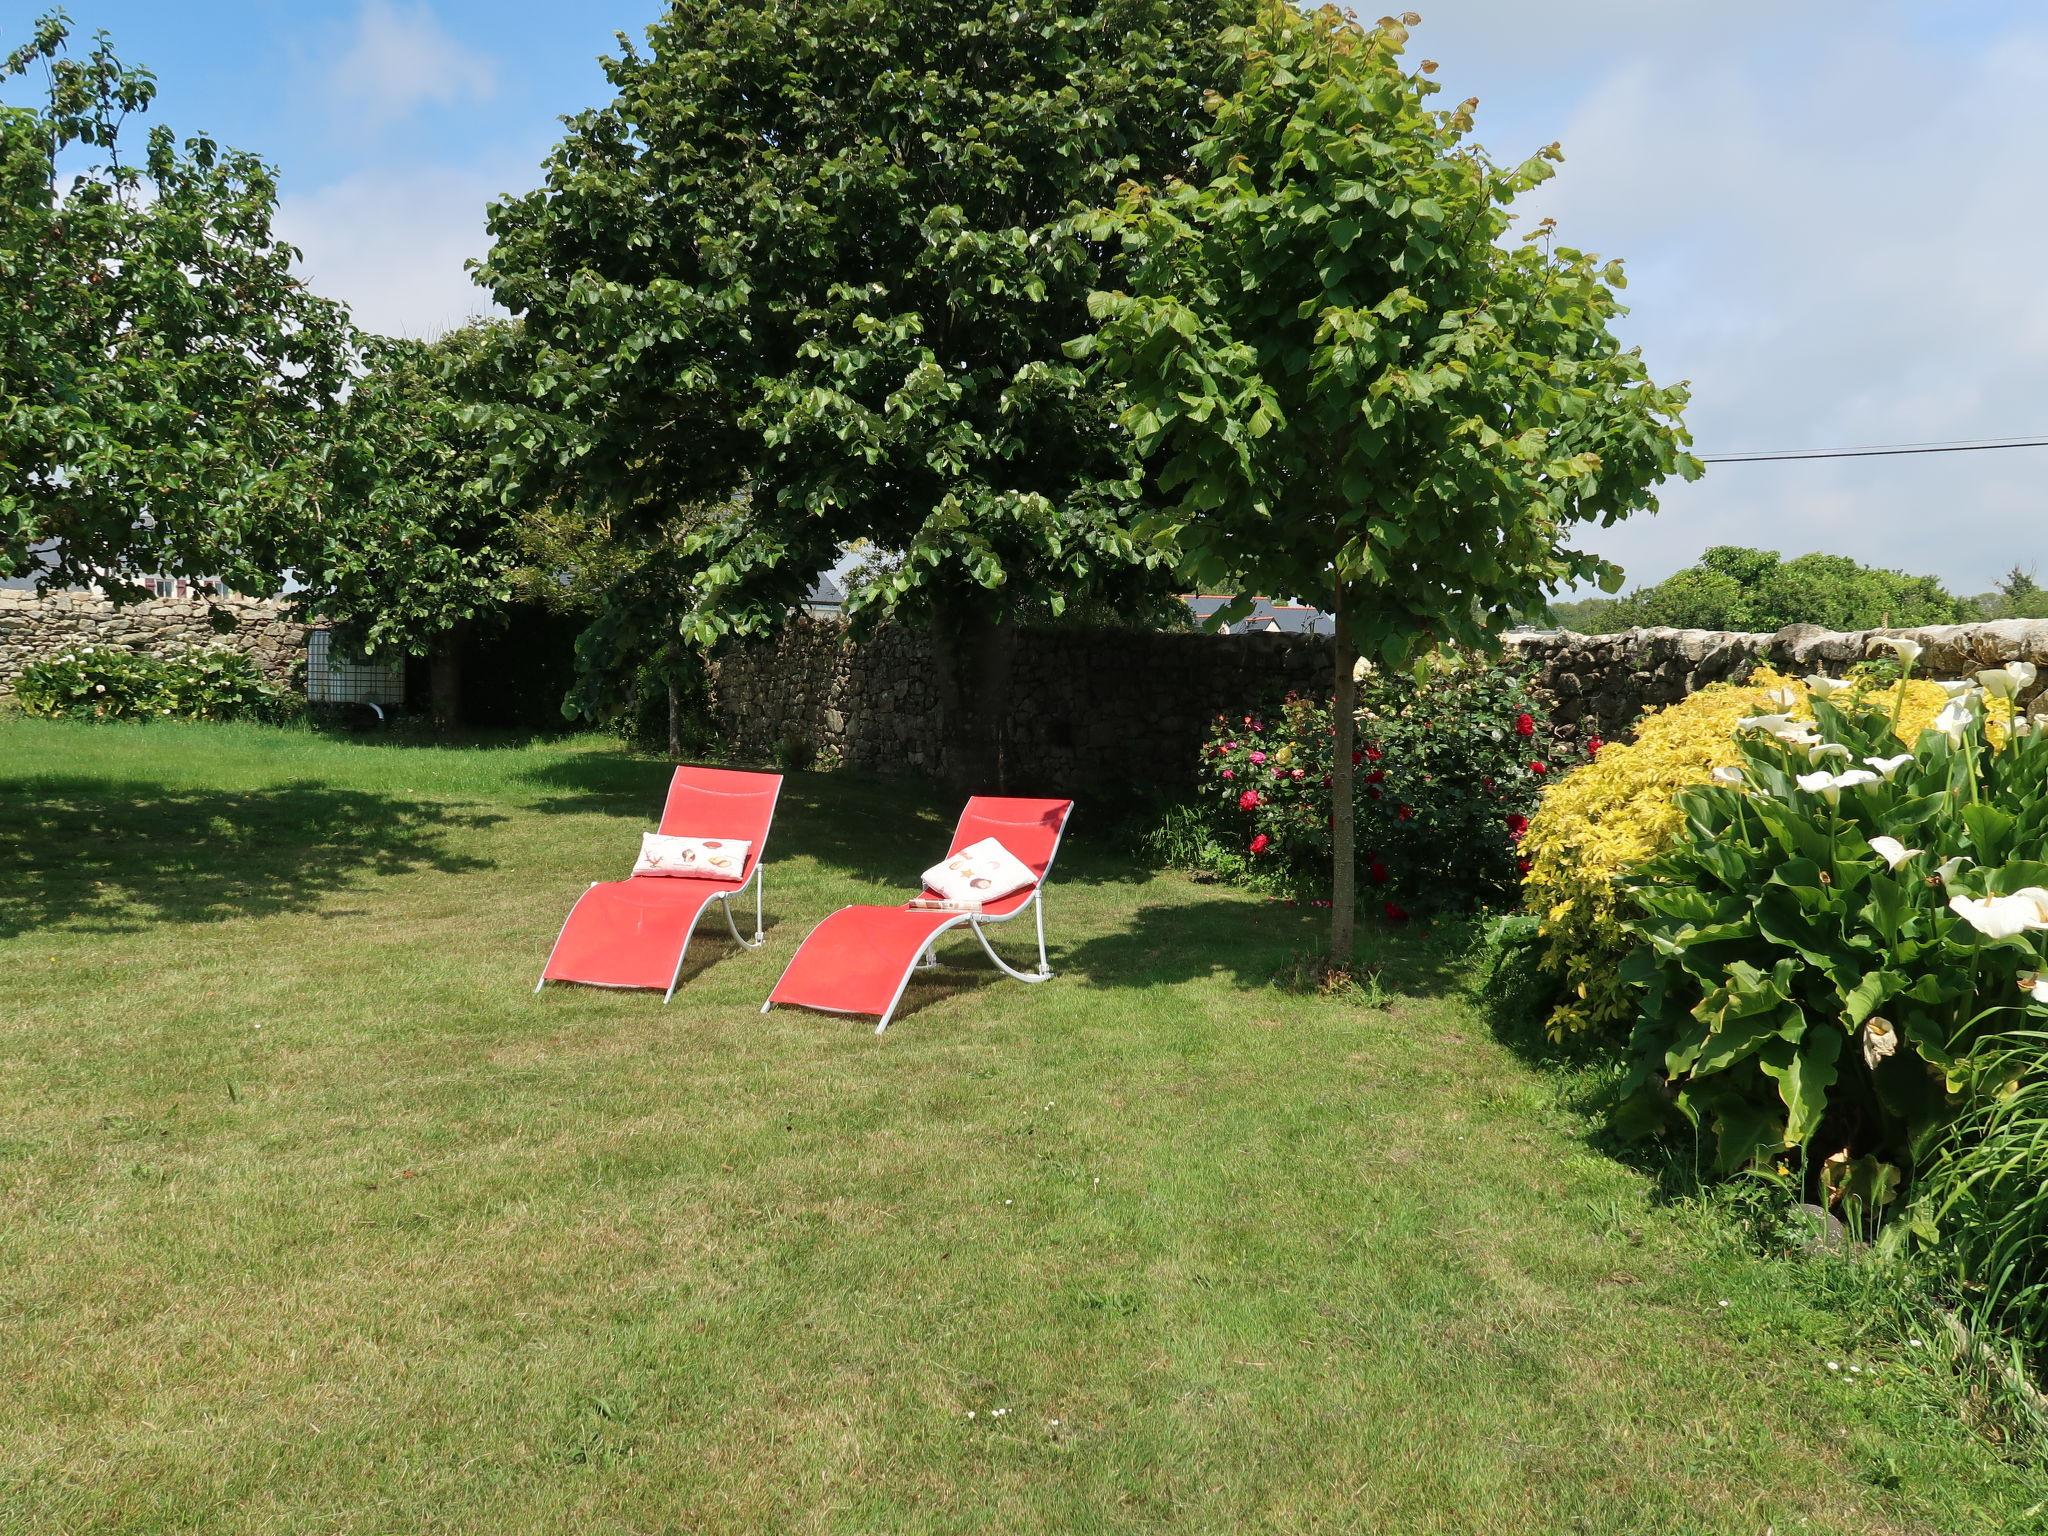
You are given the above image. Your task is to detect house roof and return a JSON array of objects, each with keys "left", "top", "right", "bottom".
[{"left": 1180, "top": 594, "right": 1334, "bottom": 636}]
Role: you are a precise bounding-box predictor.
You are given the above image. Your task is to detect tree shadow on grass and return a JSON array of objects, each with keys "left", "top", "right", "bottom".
[
  {"left": 0, "top": 775, "right": 500, "bottom": 938},
  {"left": 1062, "top": 885, "right": 1468, "bottom": 997}
]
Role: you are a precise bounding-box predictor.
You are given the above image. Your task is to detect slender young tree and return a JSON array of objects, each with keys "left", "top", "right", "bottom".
[
  {"left": 1078, "top": 4, "right": 1698, "bottom": 966},
  {"left": 1, "top": 12, "right": 352, "bottom": 596},
  {"left": 473, "top": 0, "right": 1249, "bottom": 785}
]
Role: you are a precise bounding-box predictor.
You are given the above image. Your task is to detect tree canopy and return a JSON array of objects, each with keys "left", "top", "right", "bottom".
[
  {"left": 290, "top": 321, "right": 521, "bottom": 721},
  {"left": 1077, "top": 2, "right": 1696, "bottom": 961},
  {"left": 473, "top": 0, "right": 1255, "bottom": 775},
  {"left": 1, "top": 11, "right": 353, "bottom": 598},
  {"left": 1552, "top": 545, "right": 1968, "bottom": 633}
]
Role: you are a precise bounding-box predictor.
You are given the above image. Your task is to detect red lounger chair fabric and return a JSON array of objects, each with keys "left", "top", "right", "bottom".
[
  {"left": 537, "top": 765, "right": 784, "bottom": 1001},
  {"left": 762, "top": 795, "right": 1073, "bottom": 1033}
]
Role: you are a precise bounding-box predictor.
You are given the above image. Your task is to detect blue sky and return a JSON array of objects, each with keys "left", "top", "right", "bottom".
[{"left": 16, "top": 1, "right": 2048, "bottom": 595}]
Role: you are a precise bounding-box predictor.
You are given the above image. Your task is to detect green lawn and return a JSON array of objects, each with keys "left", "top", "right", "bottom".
[{"left": 2, "top": 716, "right": 2043, "bottom": 1534}]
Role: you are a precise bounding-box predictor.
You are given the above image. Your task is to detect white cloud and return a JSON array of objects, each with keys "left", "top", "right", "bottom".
[
  {"left": 1411, "top": 2, "right": 2048, "bottom": 595},
  {"left": 276, "top": 165, "right": 514, "bottom": 340},
  {"left": 325, "top": 0, "right": 497, "bottom": 129}
]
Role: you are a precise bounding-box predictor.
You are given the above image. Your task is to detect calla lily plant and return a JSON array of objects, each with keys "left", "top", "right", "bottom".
[{"left": 1619, "top": 652, "right": 2048, "bottom": 1223}]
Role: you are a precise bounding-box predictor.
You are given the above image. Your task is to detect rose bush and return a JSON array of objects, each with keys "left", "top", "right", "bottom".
[{"left": 1193, "top": 649, "right": 1568, "bottom": 907}]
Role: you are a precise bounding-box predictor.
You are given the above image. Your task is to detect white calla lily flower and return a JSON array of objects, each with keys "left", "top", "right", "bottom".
[
  {"left": 1948, "top": 888, "right": 2048, "bottom": 940},
  {"left": 1867, "top": 836, "right": 1921, "bottom": 870},
  {"left": 1976, "top": 666, "right": 2030, "bottom": 700},
  {"left": 1709, "top": 765, "right": 1745, "bottom": 786},
  {"left": 1933, "top": 698, "right": 1976, "bottom": 743},
  {"left": 1738, "top": 713, "right": 1798, "bottom": 734},
  {"left": 1861, "top": 1017, "right": 1899, "bottom": 1070},
  {"left": 1935, "top": 855, "right": 1972, "bottom": 884},
  {"left": 1807, "top": 742, "right": 1852, "bottom": 764},
  {"left": 1862, "top": 753, "right": 1913, "bottom": 779},
  {"left": 1938, "top": 680, "right": 1977, "bottom": 699},
  {"left": 1795, "top": 768, "right": 1881, "bottom": 803},
  {"left": 2020, "top": 973, "right": 2048, "bottom": 1005},
  {"left": 1804, "top": 674, "right": 1850, "bottom": 699},
  {"left": 1873, "top": 636, "right": 1924, "bottom": 666},
  {"left": 1764, "top": 685, "right": 1800, "bottom": 709}
]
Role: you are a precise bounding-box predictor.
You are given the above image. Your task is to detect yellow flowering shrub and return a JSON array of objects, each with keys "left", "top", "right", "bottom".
[{"left": 1522, "top": 666, "right": 1992, "bottom": 1039}]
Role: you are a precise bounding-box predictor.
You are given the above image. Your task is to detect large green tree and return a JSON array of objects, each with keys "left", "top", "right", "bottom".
[
  {"left": 1, "top": 12, "right": 352, "bottom": 597},
  {"left": 1557, "top": 546, "right": 1967, "bottom": 634},
  {"left": 1078, "top": 3, "right": 1697, "bottom": 964},
  {"left": 293, "top": 322, "right": 520, "bottom": 723},
  {"left": 474, "top": 0, "right": 1249, "bottom": 784}
]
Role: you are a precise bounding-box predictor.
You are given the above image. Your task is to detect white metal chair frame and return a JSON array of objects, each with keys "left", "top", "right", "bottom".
[{"left": 761, "top": 805, "right": 1070, "bottom": 1035}]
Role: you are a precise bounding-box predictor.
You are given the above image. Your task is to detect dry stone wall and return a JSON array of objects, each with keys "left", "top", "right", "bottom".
[
  {"left": 711, "top": 616, "right": 2048, "bottom": 792},
  {"left": 709, "top": 617, "right": 1330, "bottom": 792},
  {"left": 0, "top": 589, "right": 309, "bottom": 696},
  {"left": 1507, "top": 619, "right": 2048, "bottom": 740}
]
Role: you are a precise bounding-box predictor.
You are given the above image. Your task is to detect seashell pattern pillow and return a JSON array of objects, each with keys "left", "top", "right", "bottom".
[
  {"left": 921, "top": 837, "right": 1036, "bottom": 905},
  {"left": 633, "top": 832, "right": 751, "bottom": 879}
]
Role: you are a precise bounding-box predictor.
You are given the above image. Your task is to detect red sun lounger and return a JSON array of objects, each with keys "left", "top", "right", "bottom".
[
  {"left": 762, "top": 796, "right": 1073, "bottom": 1034},
  {"left": 536, "top": 765, "right": 784, "bottom": 1001}
]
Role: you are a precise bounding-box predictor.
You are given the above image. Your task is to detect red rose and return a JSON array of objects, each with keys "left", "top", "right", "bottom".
[
  {"left": 1365, "top": 769, "right": 1385, "bottom": 785},
  {"left": 1249, "top": 833, "right": 1270, "bottom": 855},
  {"left": 1365, "top": 746, "right": 1382, "bottom": 762},
  {"left": 1587, "top": 736, "right": 1605, "bottom": 756},
  {"left": 1529, "top": 760, "right": 1548, "bottom": 776},
  {"left": 1507, "top": 813, "right": 1530, "bottom": 840},
  {"left": 1238, "top": 789, "right": 1262, "bottom": 812},
  {"left": 1516, "top": 857, "right": 1532, "bottom": 875},
  {"left": 1515, "top": 712, "right": 1535, "bottom": 737},
  {"left": 1351, "top": 749, "right": 1364, "bottom": 766},
  {"left": 1221, "top": 768, "right": 1235, "bottom": 780},
  {"left": 1369, "top": 861, "right": 1390, "bottom": 885},
  {"left": 1383, "top": 900, "right": 1409, "bottom": 922},
  {"left": 1396, "top": 804, "right": 1413, "bottom": 822}
]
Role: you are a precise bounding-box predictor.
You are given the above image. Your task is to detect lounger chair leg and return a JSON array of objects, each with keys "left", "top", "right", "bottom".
[{"left": 970, "top": 896, "right": 1055, "bottom": 984}]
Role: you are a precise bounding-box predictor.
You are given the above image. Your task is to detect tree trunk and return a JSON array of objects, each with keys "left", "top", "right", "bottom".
[
  {"left": 667, "top": 675, "right": 683, "bottom": 758},
  {"left": 1329, "top": 581, "right": 1359, "bottom": 973},
  {"left": 427, "top": 621, "right": 468, "bottom": 729},
  {"left": 931, "top": 600, "right": 1013, "bottom": 792}
]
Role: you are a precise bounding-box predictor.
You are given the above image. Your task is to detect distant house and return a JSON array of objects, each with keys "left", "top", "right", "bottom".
[
  {"left": 804, "top": 573, "right": 846, "bottom": 616},
  {"left": 1181, "top": 594, "right": 1335, "bottom": 636}
]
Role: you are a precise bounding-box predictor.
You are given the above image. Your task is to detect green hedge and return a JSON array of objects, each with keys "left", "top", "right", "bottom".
[{"left": 16, "top": 646, "right": 298, "bottom": 722}]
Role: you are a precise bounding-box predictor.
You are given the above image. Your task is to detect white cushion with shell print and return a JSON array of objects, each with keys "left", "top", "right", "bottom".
[
  {"left": 633, "top": 832, "right": 751, "bottom": 880},
  {"left": 921, "top": 837, "right": 1036, "bottom": 906}
]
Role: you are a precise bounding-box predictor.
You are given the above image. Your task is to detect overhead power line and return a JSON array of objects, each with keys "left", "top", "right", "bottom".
[{"left": 1701, "top": 434, "right": 2048, "bottom": 464}]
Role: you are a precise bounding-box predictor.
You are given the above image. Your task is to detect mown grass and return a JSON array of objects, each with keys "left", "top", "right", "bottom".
[{"left": 2, "top": 716, "right": 2044, "bottom": 1534}]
